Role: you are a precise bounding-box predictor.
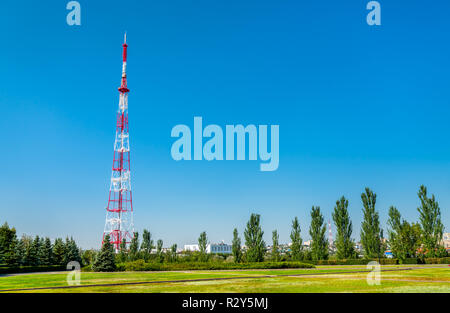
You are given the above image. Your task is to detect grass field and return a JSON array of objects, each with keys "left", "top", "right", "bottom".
[{"left": 0, "top": 265, "right": 449, "bottom": 293}]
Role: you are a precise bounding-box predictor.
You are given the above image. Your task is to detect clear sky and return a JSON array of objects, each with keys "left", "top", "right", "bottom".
[{"left": 1, "top": 1, "right": 449, "bottom": 249}]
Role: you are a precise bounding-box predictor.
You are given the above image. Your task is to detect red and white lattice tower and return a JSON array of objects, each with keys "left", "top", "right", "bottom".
[{"left": 103, "top": 33, "right": 134, "bottom": 252}]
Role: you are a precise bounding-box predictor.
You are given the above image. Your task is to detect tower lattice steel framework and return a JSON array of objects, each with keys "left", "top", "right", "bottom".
[{"left": 103, "top": 34, "right": 134, "bottom": 252}]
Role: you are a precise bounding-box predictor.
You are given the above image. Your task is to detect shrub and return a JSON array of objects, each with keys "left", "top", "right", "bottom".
[
  {"left": 0, "top": 265, "right": 65, "bottom": 274},
  {"left": 422, "top": 257, "right": 450, "bottom": 264},
  {"left": 115, "top": 261, "right": 315, "bottom": 272},
  {"left": 399, "top": 258, "right": 418, "bottom": 265}
]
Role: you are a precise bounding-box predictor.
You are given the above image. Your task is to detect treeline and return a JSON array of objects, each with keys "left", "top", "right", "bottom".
[
  {"left": 0, "top": 223, "right": 81, "bottom": 268},
  {"left": 230, "top": 185, "right": 446, "bottom": 264},
  {"left": 1, "top": 185, "right": 447, "bottom": 273},
  {"left": 91, "top": 185, "right": 447, "bottom": 272}
]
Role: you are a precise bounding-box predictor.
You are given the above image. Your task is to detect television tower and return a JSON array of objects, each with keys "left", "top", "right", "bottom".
[{"left": 103, "top": 33, "right": 134, "bottom": 252}]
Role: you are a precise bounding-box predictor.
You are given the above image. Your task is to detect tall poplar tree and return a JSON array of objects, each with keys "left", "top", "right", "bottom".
[
  {"left": 417, "top": 185, "right": 444, "bottom": 257},
  {"left": 129, "top": 232, "right": 140, "bottom": 261},
  {"left": 244, "top": 213, "right": 266, "bottom": 262},
  {"left": 332, "top": 196, "right": 355, "bottom": 259},
  {"left": 290, "top": 217, "right": 303, "bottom": 261},
  {"left": 232, "top": 228, "right": 242, "bottom": 263},
  {"left": 272, "top": 230, "right": 280, "bottom": 262},
  {"left": 198, "top": 231, "right": 208, "bottom": 262},
  {"left": 360, "top": 188, "right": 383, "bottom": 259},
  {"left": 156, "top": 239, "right": 164, "bottom": 263},
  {"left": 141, "top": 229, "right": 153, "bottom": 261},
  {"left": 52, "top": 238, "right": 66, "bottom": 266},
  {"left": 309, "top": 206, "right": 329, "bottom": 260}
]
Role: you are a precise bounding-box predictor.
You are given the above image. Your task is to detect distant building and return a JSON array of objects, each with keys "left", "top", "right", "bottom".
[
  {"left": 354, "top": 242, "right": 362, "bottom": 251},
  {"left": 184, "top": 241, "right": 232, "bottom": 254},
  {"left": 442, "top": 233, "right": 450, "bottom": 249}
]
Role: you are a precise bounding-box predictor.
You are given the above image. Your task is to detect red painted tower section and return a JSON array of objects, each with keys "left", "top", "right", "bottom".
[{"left": 103, "top": 34, "right": 134, "bottom": 252}]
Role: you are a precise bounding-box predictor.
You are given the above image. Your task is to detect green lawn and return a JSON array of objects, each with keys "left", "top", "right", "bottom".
[{"left": 0, "top": 265, "right": 449, "bottom": 293}]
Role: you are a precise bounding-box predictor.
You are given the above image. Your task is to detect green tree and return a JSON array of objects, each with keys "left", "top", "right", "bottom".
[
  {"left": 52, "top": 238, "right": 66, "bottom": 266},
  {"left": 244, "top": 213, "right": 266, "bottom": 262},
  {"left": 81, "top": 249, "right": 97, "bottom": 266},
  {"left": 0, "top": 223, "right": 17, "bottom": 265},
  {"left": 5, "top": 236, "right": 19, "bottom": 266},
  {"left": 387, "top": 206, "right": 403, "bottom": 258},
  {"left": 290, "top": 217, "right": 303, "bottom": 261},
  {"left": 0, "top": 223, "right": 20, "bottom": 266},
  {"left": 116, "top": 238, "right": 128, "bottom": 263},
  {"left": 388, "top": 206, "right": 423, "bottom": 260},
  {"left": 15, "top": 237, "right": 26, "bottom": 266},
  {"left": 272, "top": 230, "right": 280, "bottom": 262},
  {"left": 129, "top": 232, "right": 139, "bottom": 261},
  {"left": 141, "top": 229, "right": 153, "bottom": 261},
  {"left": 198, "top": 232, "right": 208, "bottom": 262},
  {"left": 360, "top": 188, "right": 383, "bottom": 259},
  {"left": 156, "top": 239, "right": 164, "bottom": 263},
  {"left": 64, "top": 237, "right": 82, "bottom": 265},
  {"left": 309, "top": 206, "right": 329, "bottom": 260},
  {"left": 29, "top": 236, "right": 41, "bottom": 266},
  {"left": 232, "top": 228, "right": 242, "bottom": 263},
  {"left": 92, "top": 235, "right": 116, "bottom": 272},
  {"left": 417, "top": 185, "right": 444, "bottom": 257},
  {"left": 332, "top": 196, "right": 355, "bottom": 259},
  {"left": 38, "top": 237, "right": 52, "bottom": 266}
]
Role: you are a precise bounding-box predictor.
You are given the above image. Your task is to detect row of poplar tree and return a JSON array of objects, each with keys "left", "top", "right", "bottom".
[
  {"left": 0, "top": 225, "right": 82, "bottom": 267},
  {"left": 229, "top": 185, "right": 446, "bottom": 262},
  {"left": 95, "top": 185, "right": 446, "bottom": 269},
  {"left": 1, "top": 185, "right": 446, "bottom": 269}
]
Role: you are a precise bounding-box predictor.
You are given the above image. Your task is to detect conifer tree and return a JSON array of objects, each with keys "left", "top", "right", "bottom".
[
  {"left": 92, "top": 235, "right": 116, "bottom": 272},
  {"left": 29, "top": 236, "right": 41, "bottom": 266},
  {"left": 52, "top": 238, "right": 66, "bottom": 266},
  {"left": 38, "top": 237, "right": 49, "bottom": 265},
  {"left": 15, "top": 237, "right": 26, "bottom": 266},
  {"left": 0, "top": 223, "right": 18, "bottom": 265},
  {"left": 64, "top": 237, "right": 82, "bottom": 265}
]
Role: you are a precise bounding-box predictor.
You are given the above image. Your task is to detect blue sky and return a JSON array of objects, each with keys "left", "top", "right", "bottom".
[{"left": 1, "top": 1, "right": 449, "bottom": 249}]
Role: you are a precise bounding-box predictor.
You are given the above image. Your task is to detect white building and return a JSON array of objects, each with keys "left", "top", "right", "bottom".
[{"left": 184, "top": 241, "right": 232, "bottom": 254}]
